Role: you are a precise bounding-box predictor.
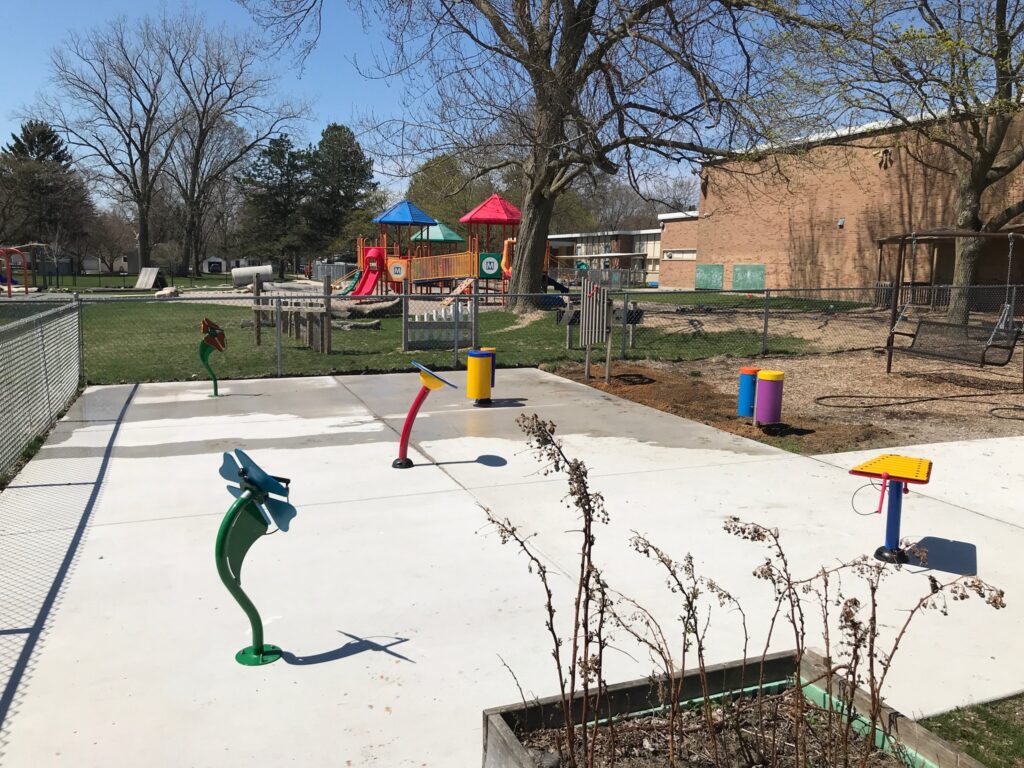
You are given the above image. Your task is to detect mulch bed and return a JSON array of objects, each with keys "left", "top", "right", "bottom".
[{"left": 552, "top": 349, "right": 1024, "bottom": 453}]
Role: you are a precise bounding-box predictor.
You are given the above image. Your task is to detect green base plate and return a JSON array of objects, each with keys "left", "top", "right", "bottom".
[{"left": 235, "top": 643, "right": 282, "bottom": 666}]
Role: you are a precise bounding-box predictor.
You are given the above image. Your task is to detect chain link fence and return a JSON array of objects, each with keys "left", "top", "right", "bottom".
[
  {"left": 56, "top": 283, "right": 1024, "bottom": 387},
  {"left": 0, "top": 301, "right": 82, "bottom": 482}
]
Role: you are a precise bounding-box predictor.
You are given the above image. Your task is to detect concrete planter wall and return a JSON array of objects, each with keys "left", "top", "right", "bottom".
[{"left": 481, "top": 650, "right": 984, "bottom": 768}]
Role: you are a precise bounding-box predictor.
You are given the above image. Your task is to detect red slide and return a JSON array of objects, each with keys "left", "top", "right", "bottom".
[
  {"left": 350, "top": 268, "right": 381, "bottom": 296},
  {"left": 351, "top": 248, "right": 384, "bottom": 296}
]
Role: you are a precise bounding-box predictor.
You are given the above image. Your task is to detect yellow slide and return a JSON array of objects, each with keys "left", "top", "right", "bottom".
[{"left": 501, "top": 238, "right": 515, "bottom": 278}]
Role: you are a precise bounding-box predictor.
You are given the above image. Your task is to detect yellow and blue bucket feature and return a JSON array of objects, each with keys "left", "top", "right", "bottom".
[{"left": 467, "top": 348, "right": 495, "bottom": 406}]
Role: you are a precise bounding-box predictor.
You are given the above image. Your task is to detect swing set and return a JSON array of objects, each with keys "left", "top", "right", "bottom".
[{"left": 883, "top": 229, "right": 1023, "bottom": 387}]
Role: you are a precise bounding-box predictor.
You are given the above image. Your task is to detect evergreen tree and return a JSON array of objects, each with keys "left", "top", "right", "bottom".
[
  {"left": 1, "top": 120, "right": 93, "bottom": 262},
  {"left": 305, "top": 124, "right": 375, "bottom": 253},
  {"left": 5, "top": 120, "right": 73, "bottom": 168},
  {"left": 237, "top": 135, "right": 311, "bottom": 278}
]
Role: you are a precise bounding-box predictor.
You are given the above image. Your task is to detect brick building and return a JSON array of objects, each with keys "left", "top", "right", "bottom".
[{"left": 659, "top": 124, "right": 1024, "bottom": 291}]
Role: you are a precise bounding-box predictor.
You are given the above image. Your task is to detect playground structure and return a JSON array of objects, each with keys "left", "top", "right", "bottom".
[
  {"left": 346, "top": 194, "right": 559, "bottom": 300},
  {"left": 252, "top": 276, "right": 334, "bottom": 354},
  {"left": 1, "top": 246, "right": 30, "bottom": 297},
  {"left": 883, "top": 229, "right": 1024, "bottom": 387}
]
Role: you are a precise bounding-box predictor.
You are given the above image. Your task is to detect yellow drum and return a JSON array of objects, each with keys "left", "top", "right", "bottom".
[{"left": 467, "top": 349, "right": 493, "bottom": 405}]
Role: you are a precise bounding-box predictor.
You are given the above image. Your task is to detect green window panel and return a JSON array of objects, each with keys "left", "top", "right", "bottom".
[
  {"left": 695, "top": 264, "right": 724, "bottom": 290},
  {"left": 732, "top": 264, "right": 766, "bottom": 291}
]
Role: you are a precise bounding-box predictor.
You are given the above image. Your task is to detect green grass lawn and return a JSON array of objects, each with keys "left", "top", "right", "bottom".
[
  {"left": 81, "top": 300, "right": 812, "bottom": 384},
  {"left": 922, "top": 694, "right": 1024, "bottom": 768}
]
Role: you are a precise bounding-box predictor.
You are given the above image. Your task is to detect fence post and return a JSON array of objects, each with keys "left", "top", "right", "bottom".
[
  {"left": 402, "top": 292, "right": 410, "bottom": 352},
  {"left": 761, "top": 289, "right": 771, "bottom": 356},
  {"left": 323, "top": 275, "right": 332, "bottom": 354},
  {"left": 472, "top": 279, "right": 479, "bottom": 348},
  {"left": 274, "top": 297, "right": 282, "bottom": 377},
  {"left": 620, "top": 291, "right": 629, "bottom": 359},
  {"left": 74, "top": 292, "right": 85, "bottom": 387},
  {"left": 453, "top": 296, "right": 461, "bottom": 369}
]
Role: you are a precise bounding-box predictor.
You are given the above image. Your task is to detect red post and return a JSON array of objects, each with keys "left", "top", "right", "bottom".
[{"left": 393, "top": 385, "right": 431, "bottom": 468}]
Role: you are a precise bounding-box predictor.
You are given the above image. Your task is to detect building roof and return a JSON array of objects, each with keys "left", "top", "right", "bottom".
[
  {"left": 547, "top": 228, "right": 661, "bottom": 240},
  {"left": 372, "top": 201, "right": 437, "bottom": 226},
  {"left": 459, "top": 194, "right": 522, "bottom": 225},
  {"left": 656, "top": 210, "right": 699, "bottom": 222},
  {"left": 409, "top": 223, "right": 466, "bottom": 243}
]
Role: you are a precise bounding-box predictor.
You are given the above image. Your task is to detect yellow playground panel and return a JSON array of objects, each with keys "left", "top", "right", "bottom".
[{"left": 849, "top": 454, "right": 932, "bottom": 484}]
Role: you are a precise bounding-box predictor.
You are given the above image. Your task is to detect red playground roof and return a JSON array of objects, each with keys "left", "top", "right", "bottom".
[{"left": 459, "top": 194, "right": 522, "bottom": 225}]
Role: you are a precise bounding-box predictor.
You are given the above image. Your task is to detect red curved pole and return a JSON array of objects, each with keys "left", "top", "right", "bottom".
[{"left": 393, "top": 385, "right": 430, "bottom": 469}]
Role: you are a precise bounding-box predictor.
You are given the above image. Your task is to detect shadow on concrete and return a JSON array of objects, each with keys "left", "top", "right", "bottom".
[
  {"left": 482, "top": 398, "right": 529, "bottom": 408},
  {"left": 281, "top": 631, "right": 414, "bottom": 665},
  {"left": 431, "top": 454, "right": 508, "bottom": 468},
  {"left": 906, "top": 536, "right": 978, "bottom": 576}
]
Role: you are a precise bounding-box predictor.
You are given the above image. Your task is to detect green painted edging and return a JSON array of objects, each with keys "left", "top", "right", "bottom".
[{"left": 801, "top": 681, "right": 936, "bottom": 768}]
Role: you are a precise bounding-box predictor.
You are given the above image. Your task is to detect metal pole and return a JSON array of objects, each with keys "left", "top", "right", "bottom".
[
  {"left": 472, "top": 279, "right": 479, "bottom": 348},
  {"left": 74, "top": 293, "right": 85, "bottom": 387},
  {"left": 402, "top": 292, "right": 410, "bottom": 352},
  {"left": 323, "top": 275, "right": 332, "bottom": 354},
  {"left": 620, "top": 291, "right": 628, "bottom": 359},
  {"left": 453, "top": 295, "right": 461, "bottom": 369},
  {"left": 274, "top": 297, "right": 282, "bottom": 377},
  {"left": 761, "top": 289, "right": 770, "bottom": 356},
  {"left": 886, "top": 238, "right": 907, "bottom": 374}
]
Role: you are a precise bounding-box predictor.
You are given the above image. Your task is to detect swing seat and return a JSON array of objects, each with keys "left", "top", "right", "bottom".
[{"left": 896, "top": 320, "right": 1020, "bottom": 366}]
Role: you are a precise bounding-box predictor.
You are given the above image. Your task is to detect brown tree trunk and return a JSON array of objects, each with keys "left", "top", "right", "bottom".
[
  {"left": 946, "top": 188, "right": 983, "bottom": 324},
  {"left": 507, "top": 184, "right": 556, "bottom": 313},
  {"left": 137, "top": 206, "right": 151, "bottom": 269}
]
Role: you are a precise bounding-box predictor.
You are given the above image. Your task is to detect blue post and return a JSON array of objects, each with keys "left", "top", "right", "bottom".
[{"left": 876, "top": 480, "right": 907, "bottom": 563}]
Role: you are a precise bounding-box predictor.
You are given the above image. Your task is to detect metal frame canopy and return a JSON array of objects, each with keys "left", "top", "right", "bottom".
[
  {"left": 409, "top": 223, "right": 466, "bottom": 243},
  {"left": 459, "top": 194, "right": 522, "bottom": 252},
  {"left": 371, "top": 200, "right": 438, "bottom": 263},
  {"left": 373, "top": 200, "right": 437, "bottom": 227},
  {"left": 881, "top": 228, "right": 1023, "bottom": 377}
]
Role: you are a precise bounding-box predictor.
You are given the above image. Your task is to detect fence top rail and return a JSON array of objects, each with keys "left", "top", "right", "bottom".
[{"left": 0, "top": 301, "right": 77, "bottom": 335}]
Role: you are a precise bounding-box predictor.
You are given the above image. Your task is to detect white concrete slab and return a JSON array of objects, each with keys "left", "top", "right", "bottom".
[{"left": 0, "top": 370, "right": 1021, "bottom": 767}]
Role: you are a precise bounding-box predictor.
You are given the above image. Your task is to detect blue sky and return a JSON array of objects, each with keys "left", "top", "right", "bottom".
[{"left": 0, "top": 0, "right": 395, "bottom": 151}]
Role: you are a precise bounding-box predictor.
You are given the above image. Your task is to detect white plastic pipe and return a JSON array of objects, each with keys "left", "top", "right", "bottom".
[{"left": 232, "top": 265, "right": 273, "bottom": 287}]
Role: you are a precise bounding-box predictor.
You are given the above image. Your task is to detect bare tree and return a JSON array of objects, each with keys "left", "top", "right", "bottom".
[
  {"left": 42, "top": 17, "right": 181, "bottom": 268},
  {"left": 241, "top": 0, "right": 778, "bottom": 309},
  {"left": 779, "top": 0, "right": 1024, "bottom": 322},
  {"left": 161, "top": 10, "right": 306, "bottom": 276},
  {"left": 90, "top": 208, "right": 137, "bottom": 273}
]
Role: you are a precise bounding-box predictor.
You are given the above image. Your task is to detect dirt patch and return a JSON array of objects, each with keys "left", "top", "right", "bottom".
[
  {"left": 521, "top": 689, "right": 900, "bottom": 768},
  {"left": 552, "top": 349, "right": 1024, "bottom": 453}
]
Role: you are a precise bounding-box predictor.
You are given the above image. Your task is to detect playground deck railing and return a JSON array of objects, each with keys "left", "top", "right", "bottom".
[
  {"left": 410, "top": 251, "right": 477, "bottom": 283},
  {"left": 0, "top": 300, "right": 81, "bottom": 483}
]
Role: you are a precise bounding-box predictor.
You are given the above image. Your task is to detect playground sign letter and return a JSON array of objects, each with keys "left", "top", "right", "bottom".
[
  {"left": 479, "top": 253, "right": 502, "bottom": 280},
  {"left": 389, "top": 259, "right": 408, "bottom": 281}
]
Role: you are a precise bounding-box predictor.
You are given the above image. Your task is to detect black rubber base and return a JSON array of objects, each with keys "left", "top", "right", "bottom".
[
  {"left": 874, "top": 546, "right": 908, "bottom": 564},
  {"left": 474, "top": 399, "right": 492, "bottom": 408},
  {"left": 392, "top": 458, "right": 414, "bottom": 469}
]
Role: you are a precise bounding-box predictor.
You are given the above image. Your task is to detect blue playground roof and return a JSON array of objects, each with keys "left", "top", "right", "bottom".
[{"left": 372, "top": 201, "right": 438, "bottom": 227}]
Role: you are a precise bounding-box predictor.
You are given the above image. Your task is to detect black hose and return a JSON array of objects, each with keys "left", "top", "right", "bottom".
[{"left": 814, "top": 391, "right": 1023, "bottom": 409}]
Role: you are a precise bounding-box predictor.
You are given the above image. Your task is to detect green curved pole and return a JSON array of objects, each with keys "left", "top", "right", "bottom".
[
  {"left": 199, "top": 342, "right": 219, "bottom": 397},
  {"left": 214, "top": 491, "right": 281, "bottom": 665}
]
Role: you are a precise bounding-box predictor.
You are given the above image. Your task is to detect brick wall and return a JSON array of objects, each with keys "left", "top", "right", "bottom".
[
  {"left": 659, "top": 218, "right": 699, "bottom": 288},
  {"left": 684, "top": 126, "right": 1024, "bottom": 290}
]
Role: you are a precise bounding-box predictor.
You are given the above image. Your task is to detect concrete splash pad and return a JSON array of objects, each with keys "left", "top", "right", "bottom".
[{"left": 0, "top": 369, "right": 1020, "bottom": 766}]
